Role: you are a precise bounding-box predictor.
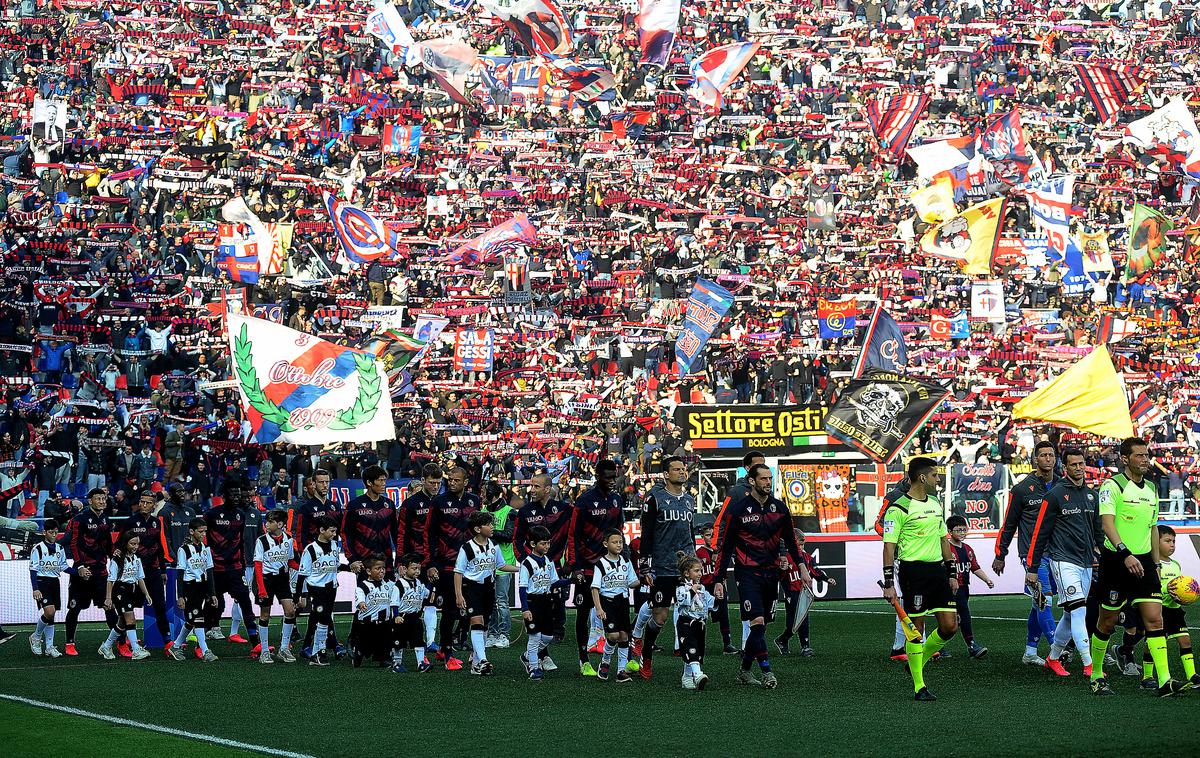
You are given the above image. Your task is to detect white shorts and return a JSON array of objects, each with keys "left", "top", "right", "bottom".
[{"left": 1049, "top": 560, "right": 1092, "bottom": 608}]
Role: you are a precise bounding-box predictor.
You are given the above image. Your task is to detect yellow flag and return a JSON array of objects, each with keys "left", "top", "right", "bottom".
[
  {"left": 909, "top": 177, "right": 956, "bottom": 224},
  {"left": 1012, "top": 345, "right": 1133, "bottom": 438},
  {"left": 919, "top": 197, "right": 1006, "bottom": 275}
]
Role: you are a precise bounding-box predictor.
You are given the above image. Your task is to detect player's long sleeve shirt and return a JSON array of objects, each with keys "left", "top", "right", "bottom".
[
  {"left": 69, "top": 509, "right": 112, "bottom": 574},
  {"left": 995, "top": 473, "right": 1055, "bottom": 565},
  {"left": 567, "top": 487, "right": 624, "bottom": 572},
  {"left": 341, "top": 494, "right": 397, "bottom": 564},
  {"left": 121, "top": 512, "right": 169, "bottom": 571},
  {"left": 289, "top": 496, "right": 342, "bottom": 556},
  {"left": 425, "top": 491, "right": 481, "bottom": 571},
  {"left": 511, "top": 498, "right": 572, "bottom": 562},
  {"left": 1025, "top": 478, "right": 1100, "bottom": 570},
  {"left": 397, "top": 489, "right": 436, "bottom": 556},
  {"left": 638, "top": 486, "right": 696, "bottom": 578},
  {"left": 204, "top": 504, "right": 248, "bottom": 572},
  {"left": 711, "top": 495, "right": 801, "bottom": 577}
]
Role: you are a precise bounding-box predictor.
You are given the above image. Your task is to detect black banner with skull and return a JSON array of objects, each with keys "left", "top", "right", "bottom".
[{"left": 823, "top": 370, "right": 950, "bottom": 463}]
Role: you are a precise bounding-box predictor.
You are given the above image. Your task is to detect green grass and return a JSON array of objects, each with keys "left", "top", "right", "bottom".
[{"left": 2, "top": 596, "right": 1200, "bottom": 756}]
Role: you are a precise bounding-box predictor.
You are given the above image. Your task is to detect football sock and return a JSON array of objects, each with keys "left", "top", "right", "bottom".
[
  {"left": 617, "top": 642, "right": 629, "bottom": 671},
  {"left": 229, "top": 604, "right": 242, "bottom": 636},
  {"left": 1143, "top": 649, "right": 1155, "bottom": 681},
  {"left": 195, "top": 626, "right": 210, "bottom": 654},
  {"left": 1089, "top": 631, "right": 1110, "bottom": 681},
  {"left": 921, "top": 629, "right": 950, "bottom": 670},
  {"left": 576, "top": 609, "right": 590, "bottom": 663},
  {"left": 259, "top": 623, "right": 270, "bottom": 649},
  {"left": 103, "top": 629, "right": 120, "bottom": 647},
  {"left": 526, "top": 634, "right": 541, "bottom": 665},
  {"left": 672, "top": 607, "right": 680, "bottom": 650},
  {"left": 1147, "top": 630, "right": 1172, "bottom": 687},
  {"left": 282, "top": 619, "right": 295, "bottom": 649},
  {"left": 35, "top": 617, "right": 47, "bottom": 639},
  {"left": 741, "top": 621, "right": 750, "bottom": 649},
  {"left": 906, "top": 639, "right": 925, "bottom": 691},
  {"left": 601, "top": 641, "right": 614, "bottom": 665},
  {"left": 415, "top": 646, "right": 425, "bottom": 663},
  {"left": 126, "top": 629, "right": 138, "bottom": 648},
  {"left": 422, "top": 606, "right": 436, "bottom": 646},
  {"left": 174, "top": 624, "right": 190, "bottom": 649},
  {"left": 1026, "top": 607, "right": 1040, "bottom": 651},
  {"left": 1036, "top": 605, "right": 1056, "bottom": 642},
  {"left": 314, "top": 623, "right": 329, "bottom": 655},
  {"left": 470, "top": 624, "right": 487, "bottom": 663},
  {"left": 746, "top": 624, "right": 769, "bottom": 673},
  {"left": 632, "top": 602, "right": 651, "bottom": 639},
  {"left": 1068, "top": 607, "right": 1092, "bottom": 666},
  {"left": 1181, "top": 646, "right": 1195, "bottom": 679},
  {"left": 643, "top": 619, "right": 662, "bottom": 662},
  {"left": 43, "top": 621, "right": 55, "bottom": 646}
]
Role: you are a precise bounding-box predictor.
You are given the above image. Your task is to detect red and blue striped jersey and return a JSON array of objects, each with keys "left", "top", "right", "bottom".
[
  {"left": 712, "top": 495, "right": 801, "bottom": 576},
  {"left": 341, "top": 494, "right": 397, "bottom": 564}
]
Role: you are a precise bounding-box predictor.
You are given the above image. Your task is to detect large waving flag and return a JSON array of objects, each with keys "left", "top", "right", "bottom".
[
  {"left": 323, "top": 192, "right": 401, "bottom": 265},
  {"left": 853, "top": 304, "right": 907, "bottom": 377},
  {"left": 908, "top": 176, "right": 956, "bottom": 223},
  {"left": 1025, "top": 174, "right": 1074, "bottom": 257},
  {"left": 817, "top": 297, "right": 856, "bottom": 339},
  {"left": 227, "top": 314, "right": 394, "bottom": 444},
  {"left": 866, "top": 93, "right": 930, "bottom": 162},
  {"left": 919, "top": 197, "right": 1006, "bottom": 275},
  {"left": 1125, "top": 97, "right": 1200, "bottom": 178},
  {"left": 636, "top": 0, "right": 681, "bottom": 66},
  {"left": 688, "top": 41, "right": 760, "bottom": 109},
  {"left": 610, "top": 111, "right": 653, "bottom": 141},
  {"left": 445, "top": 213, "right": 537, "bottom": 266},
  {"left": 1012, "top": 344, "right": 1133, "bottom": 438},
  {"left": 676, "top": 279, "right": 735, "bottom": 374},
  {"left": 382, "top": 123, "right": 421, "bottom": 154},
  {"left": 218, "top": 238, "right": 261, "bottom": 285},
  {"left": 479, "top": 0, "right": 573, "bottom": 56},
  {"left": 979, "top": 108, "right": 1032, "bottom": 181},
  {"left": 545, "top": 57, "right": 615, "bottom": 102},
  {"left": 365, "top": 1, "right": 414, "bottom": 54},
  {"left": 1073, "top": 63, "right": 1149, "bottom": 126},
  {"left": 412, "top": 39, "right": 479, "bottom": 106},
  {"left": 1124, "top": 203, "right": 1173, "bottom": 282},
  {"left": 221, "top": 196, "right": 275, "bottom": 277}
]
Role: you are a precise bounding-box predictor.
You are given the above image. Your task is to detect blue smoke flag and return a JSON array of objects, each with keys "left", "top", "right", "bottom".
[
  {"left": 853, "top": 304, "right": 907, "bottom": 377},
  {"left": 675, "top": 279, "right": 735, "bottom": 374}
]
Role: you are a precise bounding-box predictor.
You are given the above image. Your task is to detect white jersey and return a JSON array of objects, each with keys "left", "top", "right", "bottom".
[
  {"left": 30, "top": 542, "right": 68, "bottom": 578},
  {"left": 254, "top": 533, "right": 294, "bottom": 576},
  {"left": 675, "top": 582, "right": 715, "bottom": 621},
  {"left": 176, "top": 543, "right": 214, "bottom": 583},
  {"left": 519, "top": 554, "right": 559, "bottom": 596},
  {"left": 355, "top": 578, "right": 395, "bottom": 622},
  {"left": 454, "top": 538, "right": 505, "bottom": 583},
  {"left": 108, "top": 554, "right": 145, "bottom": 585},
  {"left": 392, "top": 576, "right": 430, "bottom": 615},
  {"left": 299, "top": 539, "right": 342, "bottom": 588},
  {"left": 591, "top": 555, "right": 637, "bottom": 599}
]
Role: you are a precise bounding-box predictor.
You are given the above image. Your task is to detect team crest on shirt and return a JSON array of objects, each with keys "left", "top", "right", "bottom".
[
  {"left": 913, "top": 595, "right": 924, "bottom": 611},
  {"left": 1109, "top": 591, "right": 1119, "bottom": 604}
]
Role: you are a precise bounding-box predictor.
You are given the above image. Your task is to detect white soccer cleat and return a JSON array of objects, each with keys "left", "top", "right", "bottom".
[
  {"left": 130, "top": 647, "right": 150, "bottom": 661},
  {"left": 260, "top": 650, "right": 274, "bottom": 664},
  {"left": 493, "top": 636, "right": 510, "bottom": 648},
  {"left": 202, "top": 650, "right": 219, "bottom": 663},
  {"left": 540, "top": 656, "right": 557, "bottom": 672},
  {"left": 277, "top": 647, "right": 296, "bottom": 663},
  {"left": 1022, "top": 653, "right": 1046, "bottom": 667},
  {"left": 206, "top": 628, "right": 226, "bottom": 640},
  {"left": 45, "top": 645, "right": 62, "bottom": 658},
  {"left": 98, "top": 644, "right": 115, "bottom": 660},
  {"left": 29, "top": 634, "right": 43, "bottom": 656},
  {"left": 682, "top": 673, "right": 697, "bottom": 690}
]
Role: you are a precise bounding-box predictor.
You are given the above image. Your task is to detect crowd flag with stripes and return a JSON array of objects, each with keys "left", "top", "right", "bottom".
[
  {"left": 443, "top": 212, "right": 537, "bottom": 265},
  {"left": 865, "top": 93, "right": 930, "bottom": 162},
  {"left": 323, "top": 192, "right": 402, "bottom": 265},
  {"left": 382, "top": 123, "right": 421, "bottom": 154},
  {"left": 636, "top": 0, "right": 681, "bottom": 66},
  {"left": 365, "top": 0, "right": 415, "bottom": 54},
  {"left": 688, "top": 41, "right": 760, "bottom": 109},
  {"left": 227, "top": 314, "right": 394, "bottom": 444},
  {"left": 1025, "top": 174, "right": 1074, "bottom": 257},
  {"left": 1073, "top": 63, "right": 1150, "bottom": 126},
  {"left": 1129, "top": 390, "right": 1166, "bottom": 433},
  {"left": 479, "top": 0, "right": 573, "bottom": 56},
  {"left": 1096, "top": 312, "right": 1136, "bottom": 344},
  {"left": 610, "top": 111, "right": 653, "bottom": 141},
  {"left": 675, "top": 279, "right": 735, "bottom": 374}
]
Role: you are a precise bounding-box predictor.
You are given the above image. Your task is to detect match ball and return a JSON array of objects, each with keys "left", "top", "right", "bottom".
[{"left": 1168, "top": 575, "right": 1200, "bottom": 606}]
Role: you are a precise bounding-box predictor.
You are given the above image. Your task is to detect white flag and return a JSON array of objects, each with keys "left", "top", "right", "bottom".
[{"left": 221, "top": 196, "right": 278, "bottom": 275}]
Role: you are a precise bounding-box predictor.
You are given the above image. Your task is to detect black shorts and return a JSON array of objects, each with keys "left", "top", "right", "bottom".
[
  {"left": 898, "top": 560, "right": 955, "bottom": 618},
  {"left": 433, "top": 572, "right": 455, "bottom": 610},
  {"left": 572, "top": 571, "right": 595, "bottom": 611},
  {"left": 259, "top": 572, "right": 293, "bottom": 604},
  {"left": 1097, "top": 548, "right": 1161, "bottom": 611},
  {"left": 1164, "top": 606, "right": 1188, "bottom": 638},
  {"left": 651, "top": 575, "right": 680, "bottom": 609},
  {"left": 523, "top": 594, "right": 554, "bottom": 636},
  {"left": 68, "top": 570, "right": 106, "bottom": 610},
  {"left": 36, "top": 577, "right": 61, "bottom": 609},
  {"left": 307, "top": 584, "right": 337, "bottom": 625},
  {"left": 599, "top": 595, "right": 632, "bottom": 635},
  {"left": 350, "top": 618, "right": 392, "bottom": 661},
  {"left": 733, "top": 568, "right": 778, "bottom": 622},
  {"left": 181, "top": 582, "right": 210, "bottom": 625},
  {"left": 395, "top": 613, "right": 424, "bottom": 648},
  {"left": 460, "top": 579, "right": 495, "bottom": 621},
  {"left": 214, "top": 569, "right": 251, "bottom": 600},
  {"left": 112, "top": 582, "right": 141, "bottom": 615}
]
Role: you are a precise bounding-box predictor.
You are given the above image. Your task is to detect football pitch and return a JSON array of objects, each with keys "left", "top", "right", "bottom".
[{"left": 2, "top": 595, "right": 1198, "bottom": 757}]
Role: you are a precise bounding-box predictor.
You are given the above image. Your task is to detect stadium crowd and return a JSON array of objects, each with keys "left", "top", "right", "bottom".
[{"left": 2, "top": 0, "right": 1199, "bottom": 531}]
